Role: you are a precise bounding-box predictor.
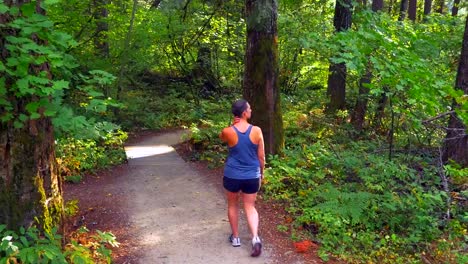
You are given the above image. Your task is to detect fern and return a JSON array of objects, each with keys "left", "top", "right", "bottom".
[{"left": 312, "top": 184, "right": 374, "bottom": 225}]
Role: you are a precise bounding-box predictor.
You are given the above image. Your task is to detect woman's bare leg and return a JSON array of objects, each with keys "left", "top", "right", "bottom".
[
  {"left": 242, "top": 192, "right": 258, "bottom": 238},
  {"left": 226, "top": 191, "right": 240, "bottom": 237}
]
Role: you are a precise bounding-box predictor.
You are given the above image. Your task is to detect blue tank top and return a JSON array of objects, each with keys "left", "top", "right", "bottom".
[{"left": 224, "top": 125, "right": 261, "bottom": 180}]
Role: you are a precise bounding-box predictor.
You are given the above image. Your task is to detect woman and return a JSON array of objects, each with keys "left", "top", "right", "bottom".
[{"left": 219, "top": 99, "right": 265, "bottom": 257}]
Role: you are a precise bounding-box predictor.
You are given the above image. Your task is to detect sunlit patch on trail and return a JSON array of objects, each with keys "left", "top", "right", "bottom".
[{"left": 125, "top": 145, "right": 174, "bottom": 159}]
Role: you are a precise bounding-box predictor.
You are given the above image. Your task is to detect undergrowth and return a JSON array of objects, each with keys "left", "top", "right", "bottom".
[
  {"left": 0, "top": 225, "right": 118, "bottom": 264},
  {"left": 182, "top": 90, "right": 467, "bottom": 264}
]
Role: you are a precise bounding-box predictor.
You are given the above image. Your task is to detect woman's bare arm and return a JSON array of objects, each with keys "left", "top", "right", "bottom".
[{"left": 256, "top": 127, "right": 265, "bottom": 177}]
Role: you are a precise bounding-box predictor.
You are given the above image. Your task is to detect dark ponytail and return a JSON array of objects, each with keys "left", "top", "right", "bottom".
[{"left": 232, "top": 99, "right": 248, "bottom": 117}]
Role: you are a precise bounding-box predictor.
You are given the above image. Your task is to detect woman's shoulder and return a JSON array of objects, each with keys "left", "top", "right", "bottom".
[{"left": 251, "top": 125, "right": 262, "bottom": 133}]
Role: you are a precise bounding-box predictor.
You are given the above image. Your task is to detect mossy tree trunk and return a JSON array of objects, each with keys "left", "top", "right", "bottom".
[
  {"left": 243, "top": 0, "right": 284, "bottom": 155},
  {"left": 443, "top": 16, "right": 468, "bottom": 167},
  {"left": 326, "top": 0, "right": 353, "bottom": 114},
  {"left": 93, "top": 0, "right": 109, "bottom": 58},
  {"left": 0, "top": 0, "right": 63, "bottom": 233}
]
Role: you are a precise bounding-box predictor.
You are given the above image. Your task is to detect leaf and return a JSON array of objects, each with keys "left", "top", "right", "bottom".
[
  {"left": 16, "top": 78, "right": 31, "bottom": 94},
  {"left": 52, "top": 80, "right": 69, "bottom": 90},
  {"left": 30, "top": 112, "right": 41, "bottom": 120},
  {"left": 13, "top": 120, "right": 24, "bottom": 129},
  {"left": 26, "top": 102, "right": 40, "bottom": 114},
  {"left": 0, "top": 3, "right": 8, "bottom": 14}
]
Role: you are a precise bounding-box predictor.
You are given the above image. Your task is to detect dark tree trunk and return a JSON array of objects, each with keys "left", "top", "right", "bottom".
[
  {"left": 243, "top": 0, "right": 284, "bottom": 155},
  {"left": 373, "top": 87, "right": 388, "bottom": 131},
  {"left": 350, "top": 0, "right": 382, "bottom": 133},
  {"left": 194, "top": 44, "right": 218, "bottom": 96},
  {"left": 151, "top": 0, "right": 162, "bottom": 9},
  {"left": 443, "top": 16, "right": 468, "bottom": 167},
  {"left": 326, "top": 0, "right": 353, "bottom": 113},
  {"left": 435, "top": 0, "right": 444, "bottom": 13},
  {"left": 408, "top": 0, "right": 417, "bottom": 21},
  {"left": 0, "top": 0, "right": 63, "bottom": 232},
  {"left": 351, "top": 68, "right": 371, "bottom": 132},
  {"left": 424, "top": 0, "right": 432, "bottom": 16},
  {"left": 452, "top": 0, "right": 460, "bottom": 16},
  {"left": 93, "top": 0, "right": 109, "bottom": 57},
  {"left": 399, "top": 0, "right": 409, "bottom": 20},
  {"left": 372, "top": 0, "right": 384, "bottom": 11}
]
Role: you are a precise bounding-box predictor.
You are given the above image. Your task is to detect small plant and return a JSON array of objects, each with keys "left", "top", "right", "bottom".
[
  {"left": 0, "top": 225, "right": 118, "bottom": 264},
  {"left": 64, "top": 200, "right": 79, "bottom": 217}
]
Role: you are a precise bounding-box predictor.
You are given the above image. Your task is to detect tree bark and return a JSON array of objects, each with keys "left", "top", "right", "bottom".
[
  {"left": 93, "top": 0, "right": 109, "bottom": 58},
  {"left": 151, "top": 0, "right": 162, "bottom": 9},
  {"left": 350, "top": 0, "right": 382, "bottom": 133},
  {"left": 423, "top": 0, "right": 432, "bottom": 16},
  {"left": 372, "top": 0, "right": 384, "bottom": 11},
  {"left": 443, "top": 16, "right": 468, "bottom": 167},
  {"left": 435, "top": 0, "right": 444, "bottom": 13},
  {"left": 243, "top": 0, "right": 284, "bottom": 155},
  {"left": 408, "top": 0, "right": 417, "bottom": 21},
  {"left": 0, "top": 0, "right": 63, "bottom": 232},
  {"left": 351, "top": 68, "right": 371, "bottom": 132},
  {"left": 399, "top": 0, "right": 409, "bottom": 20},
  {"left": 451, "top": 0, "right": 460, "bottom": 16},
  {"left": 326, "top": 0, "right": 353, "bottom": 113}
]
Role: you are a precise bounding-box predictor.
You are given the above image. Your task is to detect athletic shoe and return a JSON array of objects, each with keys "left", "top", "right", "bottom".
[
  {"left": 251, "top": 236, "right": 262, "bottom": 257},
  {"left": 229, "top": 234, "right": 241, "bottom": 247}
]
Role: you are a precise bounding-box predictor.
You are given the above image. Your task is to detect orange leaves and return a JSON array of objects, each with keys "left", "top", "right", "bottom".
[{"left": 293, "top": 240, "right": 317, "bottom": 253}]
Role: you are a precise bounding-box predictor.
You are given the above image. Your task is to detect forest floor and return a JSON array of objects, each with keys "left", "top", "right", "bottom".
[{"left": 64, "top": 130, "right": 331, "bottom": 264}]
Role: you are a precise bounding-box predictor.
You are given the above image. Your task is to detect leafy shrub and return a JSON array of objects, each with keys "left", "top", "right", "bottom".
[
  {"left": 56, "top": 128, "right": 127, "bottom": 181},
  {"left": 0, "top": 225, "right": 118, "bottom": 264}
]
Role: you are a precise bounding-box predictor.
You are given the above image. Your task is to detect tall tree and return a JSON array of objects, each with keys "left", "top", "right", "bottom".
[
  {"left": 443, "top": 16, "right": 468, "bottom": 167},
  {"left": 372, "top": 0, "right": 383, "bottom": 11},
  {"left": 0, "top": 0, "right": 63, "bottom": 232},
  {"left": 351, "top": 0, "right": 383, "bottom": 132},
  {"left": 93, "top": 0, "right": 109, "bottom": 57},
  {"left": 435, "top": 0, "right": 444, "bottom": 13},
  {"left": 423, "top": 0, "right": 432, "bottom": 16},
  {"left": 451, "top": 0, "right": 460, "bottom": 16},
  {"left": 408, "top": 0, "right": 417, "bottom": 21},
  {"left": 243, "top": 0, "right": 284, "bottom": 155},
  {"left": 326, "top": 0, "right": 353, "bottom": 113},
  {"left": 399, "top": 0, "right": 409, "bottom": 20}
]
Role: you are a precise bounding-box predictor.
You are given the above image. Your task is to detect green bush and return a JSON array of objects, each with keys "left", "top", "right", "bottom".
[
  {"left": 0, "top": 225, "right": 118, "bottom": 264},
  {"left": 56, "top": 129, "right": 127, "bottom": 181}
]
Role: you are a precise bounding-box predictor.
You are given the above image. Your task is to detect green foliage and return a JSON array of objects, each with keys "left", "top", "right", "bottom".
[
  {"left": 0, "top": 225, "right": 117, "bottom": 264},
  {"left": 56, "top": 128, "right": 128, "bottom": 180},
  {"left": 0, "top": 1, "right": 77, "bottom": 127},
  {"left": 64, "top": 200, "right": 79, "bottom": 217}
]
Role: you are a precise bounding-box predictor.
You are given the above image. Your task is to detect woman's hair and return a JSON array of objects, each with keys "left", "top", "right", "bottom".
[{"left": 232, "top": 99, "right": 248, "bottom": 117}]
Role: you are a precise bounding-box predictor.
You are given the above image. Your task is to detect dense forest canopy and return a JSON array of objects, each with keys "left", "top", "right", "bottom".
[{"left": 1, "top": 0, "right": 467, "bottom": 263}]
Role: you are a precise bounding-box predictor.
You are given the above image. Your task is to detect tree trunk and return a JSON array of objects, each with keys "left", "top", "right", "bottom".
[
  {"left": 399, "top": 0, "right": 409, "bottom": 20},
  {"left": 423, "top": 0, "right": 432, "bottom": 16},
  {"left": 443, "top": 16, "right": 468, "bottom": 167},
  {"left": 326, "top": 0, "right": 353, "bottom": 113},
  {"left": 372, "top": 0, "right": 384, "bottom": 11},
  {"left": 350, "top": 0, "right": 382, "bottom": 133},
  {"left": 93, "top": 0, "right": 109, "bottom": 58},
  {"left": 408, "top": 0, "right": 417, "bottom": 21},
  {"left": 351, "top": 68, "right": 371, "bottom": 132},
  {"left": 435, "top": 0, "right": 444, "bottom": 13},
  {"left": 243, "top": 0, "right": 284, "bottom": 155},
  {"left": 452, "top": 0, "right": 460, "bottom": 16},
  {"left": 151, "top": 0, "right": 162, "bottom": 9},
  {"left": 0, "top": 0, "right": 63, "bottom": 232}
]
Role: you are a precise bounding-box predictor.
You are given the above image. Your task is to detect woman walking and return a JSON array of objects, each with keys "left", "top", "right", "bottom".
[{"left": 219, "top": 99, "right": 265, "bottom": 257}]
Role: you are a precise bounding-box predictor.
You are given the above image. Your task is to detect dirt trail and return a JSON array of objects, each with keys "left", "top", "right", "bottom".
[{"left": 122, "top": 130, "right": 275, "bottom": 263}]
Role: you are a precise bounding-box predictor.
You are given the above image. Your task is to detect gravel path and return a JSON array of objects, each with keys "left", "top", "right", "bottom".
[{"left": 123, "top": 130, "right": 274, "bottom": 263}]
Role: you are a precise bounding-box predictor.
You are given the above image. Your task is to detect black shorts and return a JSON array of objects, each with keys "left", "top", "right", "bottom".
[{"left": 223, "top": 177, "right": 260, "bottom": 194}]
